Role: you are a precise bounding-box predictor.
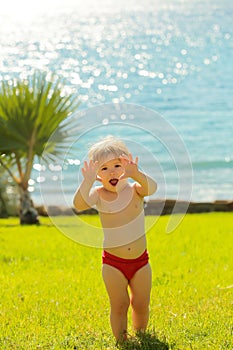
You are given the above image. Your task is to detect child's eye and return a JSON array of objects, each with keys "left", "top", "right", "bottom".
[
  {"left": 101, "top": 167, "right": 107, "bottom": 171},
  {"left": 115, "top": 164, "right": 121, "bottom": 168}
]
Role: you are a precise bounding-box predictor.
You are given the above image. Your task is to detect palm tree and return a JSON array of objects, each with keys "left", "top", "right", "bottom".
[{"left": 0, "top": 71, "right": 80, "bottom": 224}]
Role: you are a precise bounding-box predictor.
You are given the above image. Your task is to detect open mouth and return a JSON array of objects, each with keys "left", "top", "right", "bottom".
[{"left": 109, "top": 178, "right": 119, "bottom": 186}]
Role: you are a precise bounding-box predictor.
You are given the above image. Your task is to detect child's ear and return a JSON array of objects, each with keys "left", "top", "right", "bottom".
[{"left": 96, "top": 175, "right": 102, "bottom": 182}]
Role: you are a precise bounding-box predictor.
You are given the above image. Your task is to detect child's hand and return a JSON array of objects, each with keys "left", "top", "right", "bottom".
[
  {"left": 81, "top": 160, "right": 101, "bottom": 183},
  {"left": 119, "top": 153, "right": 139, "bottom": 180}
]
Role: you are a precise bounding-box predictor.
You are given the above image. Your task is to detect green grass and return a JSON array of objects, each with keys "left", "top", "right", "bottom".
[{"left": 0, "top": 213, "right": 232, "bottom": 349}]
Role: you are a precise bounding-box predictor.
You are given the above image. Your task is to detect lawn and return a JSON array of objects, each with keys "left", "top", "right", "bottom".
[{"left": 0, "top": 213, "right": 232, "bottom": 349}]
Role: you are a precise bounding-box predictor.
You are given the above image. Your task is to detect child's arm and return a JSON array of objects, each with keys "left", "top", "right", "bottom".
[
  {"left": 73, "top": 160, "right": 99, "bottom": 211},
  {"left": 119, "top": 154, "right": 157, "bottom": 197}
]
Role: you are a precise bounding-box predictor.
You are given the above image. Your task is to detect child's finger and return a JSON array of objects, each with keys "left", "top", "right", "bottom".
[
  {"left": 119, "top": 155, "right": 128, "bottom": 165},
  {"left": 94, "top": 161, "right": 99, "bottom": 169},
  {"left": 128, "top": 153, "right": 133, "bottom": 161},
  {"left": 96, "top": 175, "right": 102, "bottom": 182},
  {"left": 119, "top": 173, "right": 127, "bottom": 180},
  {"left": 135, "top": 156, "right": 139, "bottom": 165}
]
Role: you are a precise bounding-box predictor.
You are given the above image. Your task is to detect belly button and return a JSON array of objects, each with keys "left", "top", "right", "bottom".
[{"left": 128, "top": 247, "right": 131, "bottom": 251}]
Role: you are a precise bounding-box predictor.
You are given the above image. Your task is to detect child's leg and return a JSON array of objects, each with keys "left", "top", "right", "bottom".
[
  {"left": 102, "top": 264, "right": 130, "bottom": 341},
  {"left": 129, "top": 264, "right": 152, "bottom": 332}
]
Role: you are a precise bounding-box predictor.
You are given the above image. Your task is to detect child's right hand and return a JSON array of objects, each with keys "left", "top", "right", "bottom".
[{"left": 81, "top": 160, "right": 101, "bottom": 183}]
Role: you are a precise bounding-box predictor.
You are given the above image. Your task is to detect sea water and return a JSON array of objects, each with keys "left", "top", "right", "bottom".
[{"left": 0, "top": 0, "right": 232, "bottom": 205}]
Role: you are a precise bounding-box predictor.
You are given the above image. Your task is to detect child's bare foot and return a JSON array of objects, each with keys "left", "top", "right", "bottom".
[{"left": 116, "top": 331, "right": 139, "bottom": 348}]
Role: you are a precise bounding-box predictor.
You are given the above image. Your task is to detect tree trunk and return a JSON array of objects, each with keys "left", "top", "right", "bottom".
[
  {"left": 0, "top": 190, "right": 8, "bottom": 218},
  {"left": 19, "top": 187, "right": 40, "bottom": 225}
]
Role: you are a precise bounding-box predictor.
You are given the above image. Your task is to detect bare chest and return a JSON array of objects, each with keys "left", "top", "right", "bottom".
[{"left": 96, "top": 184, "right": 144, "bottom": 228}]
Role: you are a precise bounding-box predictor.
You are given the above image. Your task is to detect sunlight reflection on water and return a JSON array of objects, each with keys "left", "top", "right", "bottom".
[{"left": 1, "top": 0, "right": 232, "bottom": 203}]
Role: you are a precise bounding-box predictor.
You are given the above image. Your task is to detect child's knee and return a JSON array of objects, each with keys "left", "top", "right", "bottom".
[
  {"left": 111, "top": 299, "right": 130, "bottom": 315},
  {"left": 131, "top": 298, "right": 149, "bottom": 314}
]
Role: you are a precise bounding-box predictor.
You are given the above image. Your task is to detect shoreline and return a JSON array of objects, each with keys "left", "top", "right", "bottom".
[{"left": 35, "top": 199, "right": 233, "bottom": 216}]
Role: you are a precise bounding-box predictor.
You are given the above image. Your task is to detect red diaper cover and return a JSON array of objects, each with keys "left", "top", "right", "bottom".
[{"left": 102, "top": 250, "right": 149, "bottom": 281}]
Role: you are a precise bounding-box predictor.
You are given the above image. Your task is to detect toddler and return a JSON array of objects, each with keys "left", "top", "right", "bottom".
[{"left": 73, "top": 136, "right": 157, "bottom": 343}]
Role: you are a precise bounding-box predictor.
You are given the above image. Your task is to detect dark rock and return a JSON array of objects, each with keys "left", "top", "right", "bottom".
[
  {"left": 35, "top": 200, "right": 233, "bottom": 217},
  {"left": 144, "top": 199, "right": 233, "bottom": 215}
]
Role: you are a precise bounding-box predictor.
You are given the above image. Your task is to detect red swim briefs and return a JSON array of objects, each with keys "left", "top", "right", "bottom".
[{"left": 102, "top": 250, "right": 149, "bottom": 281}]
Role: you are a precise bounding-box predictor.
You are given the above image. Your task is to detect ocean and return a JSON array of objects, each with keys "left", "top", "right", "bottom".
[{"left": 0, "top": 0, "right": 232, "bottom": 207}]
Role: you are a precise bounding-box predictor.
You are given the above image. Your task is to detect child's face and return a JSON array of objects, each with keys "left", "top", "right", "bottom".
[{"left": 97, "top": 155, "right": 125, "bottom": 192}]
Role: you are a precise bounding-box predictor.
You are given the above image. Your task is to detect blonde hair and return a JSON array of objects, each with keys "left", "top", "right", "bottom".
[{"left": 88, "top": 135, "right": 129, "bottom": 162}]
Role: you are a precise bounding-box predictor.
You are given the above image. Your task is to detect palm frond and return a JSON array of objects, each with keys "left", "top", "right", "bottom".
[
  {"left": 0, "top": 71, "right": 81, "bottom": 185},
  {"left": 0, "top": 71, "right": 80, "bottom": 153}
]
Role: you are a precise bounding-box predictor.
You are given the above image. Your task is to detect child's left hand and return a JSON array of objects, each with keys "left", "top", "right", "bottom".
[{"left": 119, "top": 153, "right": 139, "bottom": 180}]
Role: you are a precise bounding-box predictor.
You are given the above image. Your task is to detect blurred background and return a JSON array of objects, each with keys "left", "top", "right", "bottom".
[{"left": 0, "top": 0, "right": 232, "bottom": 207}]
